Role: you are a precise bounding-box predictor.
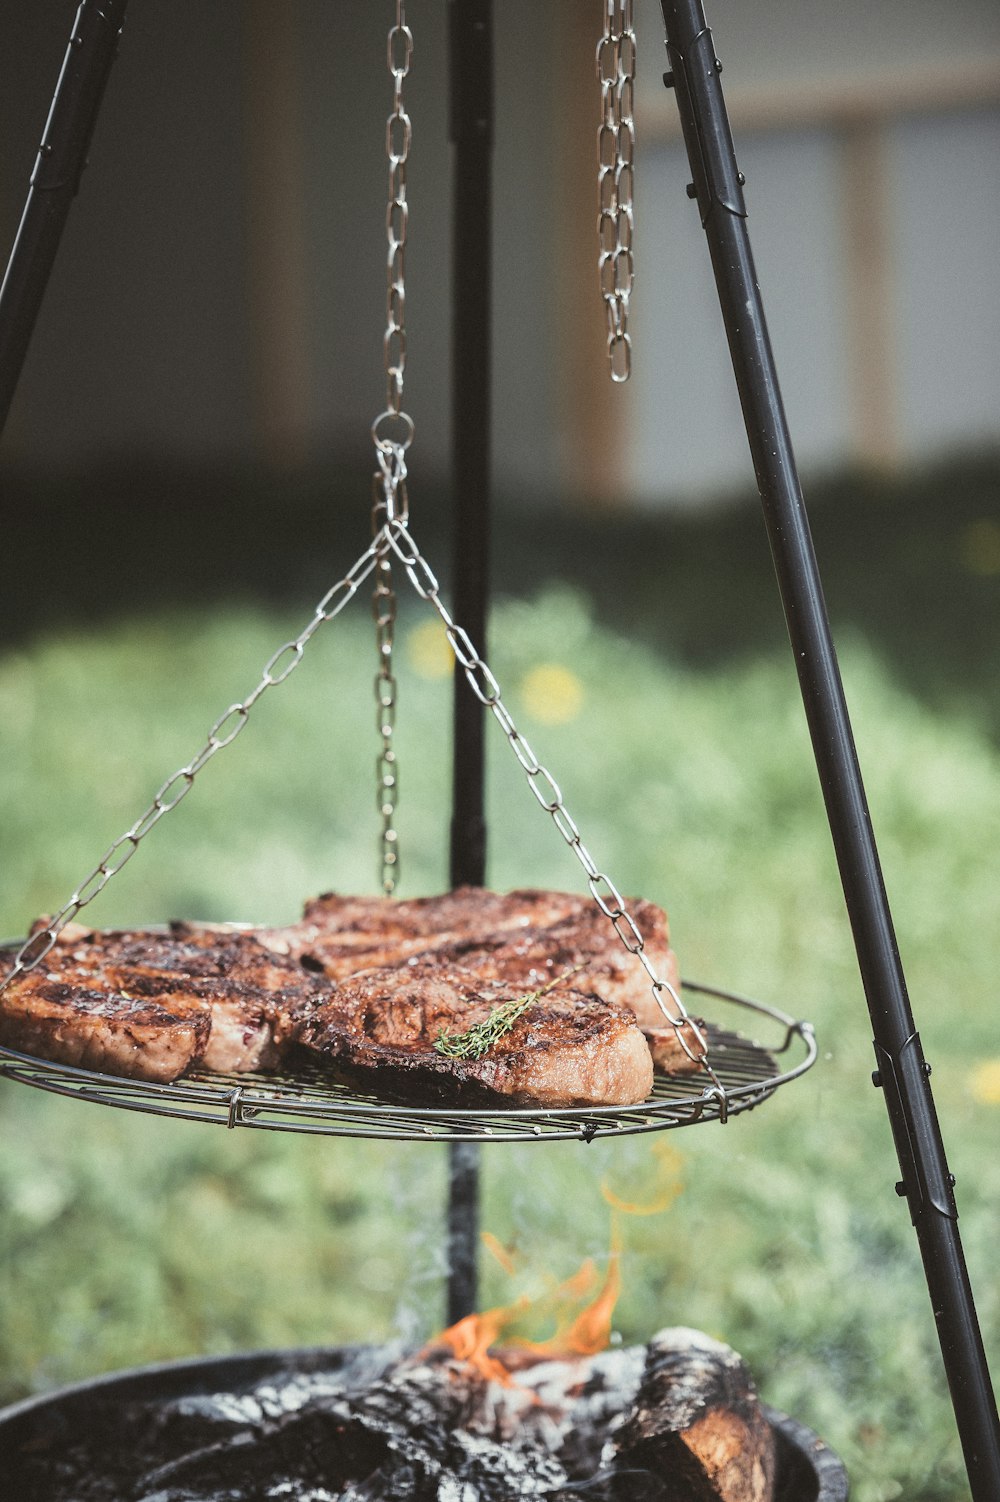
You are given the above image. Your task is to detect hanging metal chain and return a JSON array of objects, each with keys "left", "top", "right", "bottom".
[
  {"left": 597, "top": 0, "right": 636, "bottom": 383},
  {"left": 371, "top": 0, "right": 415, "bottom": 895},
  {"left": 383, "top": 516, "right": 720, "bottom": 1094},
  {"left": 372, "top": 474, "right": 401, "bottom": 896},
  {"left": 0, "top": 538, "right": 386, "bottom": 995}
]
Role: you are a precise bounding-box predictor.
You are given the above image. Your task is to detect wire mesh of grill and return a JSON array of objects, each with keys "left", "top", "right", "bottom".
[{"left": 0, "top": 980, "right": 815, "bottom": 1143}]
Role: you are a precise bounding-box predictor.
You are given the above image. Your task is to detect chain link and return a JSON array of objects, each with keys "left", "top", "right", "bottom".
[
  {"left": 384, "top": 517, "right": 718, "bottom": 1083},
  {"left": 371, "top": 0, "right": 415, "bottom": 895},
  {"left": 0, "top": 538, "right": 385, "bottom": 996},
  {"left": 597, "top": 0, "right": 636, "bottom": 383},
  {"left": 372, "top": 465, "right": 402, "bottom": 895}
]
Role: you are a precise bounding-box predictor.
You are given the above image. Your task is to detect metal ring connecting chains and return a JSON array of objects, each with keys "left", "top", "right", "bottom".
[{"left": 597, "top": 0, "right": 636, "bottom": 383}]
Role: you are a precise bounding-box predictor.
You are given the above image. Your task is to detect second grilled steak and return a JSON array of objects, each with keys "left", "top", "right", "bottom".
[
  {"left": 0, "top": 924, "right": 331, "bottom": 1081},
  {"left": 0, "top": 970, "right": 211, "bottom": 1083}
]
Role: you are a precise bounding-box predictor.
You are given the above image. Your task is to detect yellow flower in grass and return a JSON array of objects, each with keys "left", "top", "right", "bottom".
[
  {"left": 520, "top": 664, "right": 584, "bottom": 726},
  {"left": 969, "top": 1059, "right": 1000, "bottom": 1106},
  {"left": 407, "top": 619, "right": 453, "bottom": 679}
]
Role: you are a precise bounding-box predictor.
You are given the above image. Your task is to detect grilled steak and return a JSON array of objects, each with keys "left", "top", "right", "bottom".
[
  {"left": 107, "top": 927, "right": 327, "bottom": 1071},
  {"left": 642, "top": 1022, "right": 704, "bottom": 1074},
  {"left": 294, "top": 959, "right": 655, "bottom": 1107},
  {"left": 458, "top": 934, "right": 701, "bottom": 1075},
  {"left": 0, "top": 888, "right": 699, "bottom": 1099},
  {"left": 0, "top": 924, "right": 330, "bottom": 1081},
  {"left": 266, "top": 886, "right": 703, "bottom": 1075}
]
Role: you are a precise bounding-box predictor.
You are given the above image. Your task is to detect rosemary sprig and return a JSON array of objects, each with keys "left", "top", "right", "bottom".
[{"left": 434, "top": 963, "right": 587, "bottom": 1061}]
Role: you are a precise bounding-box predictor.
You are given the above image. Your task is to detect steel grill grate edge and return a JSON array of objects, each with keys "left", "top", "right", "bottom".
[{"left": 0, "top": 979, "right": 816, "bottom": 1143}]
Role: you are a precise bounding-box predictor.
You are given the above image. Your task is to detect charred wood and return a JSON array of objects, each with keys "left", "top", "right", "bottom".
[
  {"left": 613, "top": 1328, "right": 776, "bottom": 1502},
  {"left": 5, "top": 1333, "right": 778, "bottom": 1501}
]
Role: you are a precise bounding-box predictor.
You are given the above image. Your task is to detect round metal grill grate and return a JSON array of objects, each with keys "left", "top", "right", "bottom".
[{"left": 0, "top": 981, "right": 815, "bottom": 1143}]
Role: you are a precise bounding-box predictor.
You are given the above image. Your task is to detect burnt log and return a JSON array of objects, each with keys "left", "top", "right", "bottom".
[{"left": 613, "top": 1327, "right": 776, "bottom": 1502}]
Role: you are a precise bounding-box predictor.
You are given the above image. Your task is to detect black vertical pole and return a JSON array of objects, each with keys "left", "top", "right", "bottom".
[
  {"left": 445, "top": 0, "right": 493, "bottom": 1327},
  {"left": 656, "top": 2, "right": 1000, "bottom": 1495},
  {"left": 0, "top": 0, "right": 129, "bottom": 436}
]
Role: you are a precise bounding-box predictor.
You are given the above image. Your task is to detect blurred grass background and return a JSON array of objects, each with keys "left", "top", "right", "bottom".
[{"left": 1, "top": 456, "right": 999, "bottom": 1501}]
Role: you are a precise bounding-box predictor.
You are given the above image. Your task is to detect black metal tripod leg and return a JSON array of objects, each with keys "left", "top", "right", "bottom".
[
  {"left": 0, "top": 0, "right": 129, "bottom": 437},
  {"left": 656, "top": 2, "right": 1000, "bottom": 1496},
  {"left": 444, "top": 0, "right": 494, "bottom": 1324}
]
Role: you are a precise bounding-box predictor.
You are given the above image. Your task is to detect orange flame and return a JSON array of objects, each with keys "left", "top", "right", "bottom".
[
  {"left": 433, "top": 1145, "right": 685, "bottom": 1384},
  {"left": 434, "top": 1228, "right": 622, "bottom": 1378},
  {"left": 439, "top": 1296, "right": 533, "bottom": 1386},
  {"left": 520, "top": 1224, "right": 623, "bottom": 1359}
]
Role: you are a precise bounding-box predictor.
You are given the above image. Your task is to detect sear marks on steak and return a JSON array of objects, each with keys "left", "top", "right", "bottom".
[
  {"left": 0, "top": 973, "right": 210, "bottom": 1083},
  {"left": 0, "top": 924, "right": 332, "bottom": 1082},
  {"left": 128, "top": 926, "right": 331, "bottom": 1072},
  {"left": 258, "top": 886, "right": 594, "bottom": 979},
  {"left": 294, "top": 958, "right": 655, "bottom": 1107}
]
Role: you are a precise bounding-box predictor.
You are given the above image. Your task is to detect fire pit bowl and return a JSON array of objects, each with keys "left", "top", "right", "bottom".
[{"left": 0, "top": 1345, "right": 848, "bottom": 1501}]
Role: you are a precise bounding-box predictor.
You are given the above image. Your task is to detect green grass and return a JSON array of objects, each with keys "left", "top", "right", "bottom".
[{"left": 0, "top": 558, "right": 998, "bottom": 1501}]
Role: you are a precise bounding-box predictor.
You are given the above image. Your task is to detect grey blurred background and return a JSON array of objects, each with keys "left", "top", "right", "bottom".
[{"left": 1, "top": 0, "right": 998, "bottom": 511}]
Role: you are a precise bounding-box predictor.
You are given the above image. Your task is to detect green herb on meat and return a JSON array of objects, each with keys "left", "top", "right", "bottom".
[{"left": 433, "top": 963, "right": 587, "bottom": 1060}]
